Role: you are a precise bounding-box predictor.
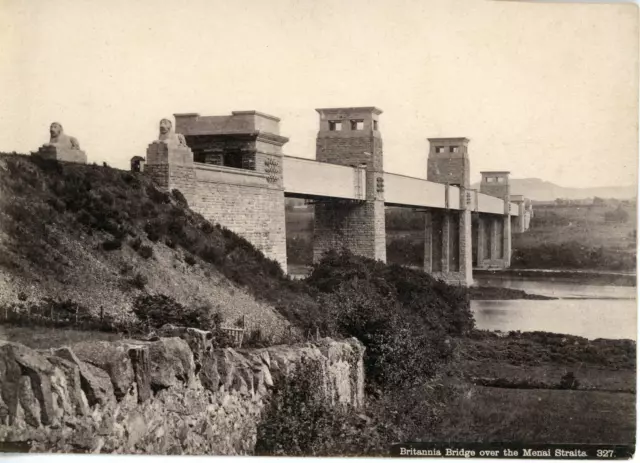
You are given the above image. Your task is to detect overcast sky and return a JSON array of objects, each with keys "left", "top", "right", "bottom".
[{"left": 0, "top": 0, "right": 637, "bottom": 187}]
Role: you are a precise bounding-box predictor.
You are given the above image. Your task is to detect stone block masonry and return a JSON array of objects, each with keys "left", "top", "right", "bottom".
[
  {"left": 191, "top": 164, "right": 287, "bottom": 270},
  {"left": 426, "top": 138, "right": 470, "bottom": 188},
  {"left": 314, "top": 199, "right": 386, "bottom": 262},
  {"left": 0, "top": 331, "right": 365, "bottom": 455}
]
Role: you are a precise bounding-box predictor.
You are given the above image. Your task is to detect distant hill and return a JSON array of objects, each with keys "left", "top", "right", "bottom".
[{"left": 471, "top": 178, "right": 636, "bottom": 202}]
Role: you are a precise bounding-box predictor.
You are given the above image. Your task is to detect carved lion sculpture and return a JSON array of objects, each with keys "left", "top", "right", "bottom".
[
  {"left": 47, "top": 122, "right": 81, "bottom": 150},
  {"left": 158, "top": 118, "right": 188, "bottom": 147}
]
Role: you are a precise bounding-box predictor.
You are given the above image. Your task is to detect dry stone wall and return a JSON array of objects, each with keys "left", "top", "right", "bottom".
[{"left": 0, "top": 328, "right": 364, "bottom": 455}]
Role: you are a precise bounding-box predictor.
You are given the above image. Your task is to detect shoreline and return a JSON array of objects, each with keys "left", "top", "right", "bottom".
[
  {"left": 469, "top": 286, "right": 557, "bottom": 300},
  {"left": 291, "top": 264, "right": 637, "bottom": 287},
  {"left": 474, "top": 268, "right": 637, "bottom": 287}
]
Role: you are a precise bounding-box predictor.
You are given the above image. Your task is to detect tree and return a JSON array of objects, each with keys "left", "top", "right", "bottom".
[{"left": 604, "top": 205, "right": 629, "bottom": 223}]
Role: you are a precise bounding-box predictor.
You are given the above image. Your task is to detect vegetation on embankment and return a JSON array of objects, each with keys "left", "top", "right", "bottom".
[
  {"left": 511, "top": 203, "right": 637, "bottom": 272},
  {"left": 303, "top": 251, "right": 473, "bottom": 389}
]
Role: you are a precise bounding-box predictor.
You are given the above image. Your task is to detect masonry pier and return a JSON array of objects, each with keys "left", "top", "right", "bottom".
[
  {"left": 474, "top": 171, "right": 512, "bottom": 269},
  {"left": 424, "top": 138, "right": 473, "bottom": 285}
]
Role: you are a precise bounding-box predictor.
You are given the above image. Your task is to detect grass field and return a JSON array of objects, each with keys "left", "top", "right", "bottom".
[
  {"left": 516, "top": 204, "right": 636, "bottom": 251},
  {"left": 511, "top": 203, "right": 637, "bottom": 271},
  {"left": 0, "top": 324, "right": 126, "bottom": 349},
  {"left": 427, "top": 386, "right": 635, "bottom": 444}
]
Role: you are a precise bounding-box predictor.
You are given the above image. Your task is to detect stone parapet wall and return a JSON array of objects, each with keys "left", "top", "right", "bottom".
[{"left": 0, "top": 331, "right": 364, "bottom": 455}]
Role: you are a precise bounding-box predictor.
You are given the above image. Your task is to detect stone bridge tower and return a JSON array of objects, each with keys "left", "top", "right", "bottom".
[
  {"left": 478, "top": 171, "right": 512, "bottom": 268},
  {"left": 312, "top": 107, "right": 386, "bottom": 263},
  {"left": 425, "top": 138, "right": 473, "bottom": 285}
]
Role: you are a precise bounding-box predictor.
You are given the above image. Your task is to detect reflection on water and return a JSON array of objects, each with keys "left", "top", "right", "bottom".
[
  {"left": 472, "top": 299, "right": 636, "bottom": 340},
  {"left": 473, "top": 277, "right": 637, "bottom": 340}
]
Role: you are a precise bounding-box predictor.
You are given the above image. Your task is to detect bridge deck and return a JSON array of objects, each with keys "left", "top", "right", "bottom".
[
  {"left": 283, "top": 156, "right": 365, "bottom": 200},
  {"left": 282, "top": 156, "right": 517, "bottom": 215}
]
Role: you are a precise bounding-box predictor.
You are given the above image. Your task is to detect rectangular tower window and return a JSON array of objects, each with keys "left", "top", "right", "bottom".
[
  {"left": 373, "top": 120, "right": 379, "bottom": 130},
  {"left": 497, "top": 177, "right": 505, "bottom": 183},
  {"left": 486, "top": 177, "right": 495, "bottom": 183},
  {"left": 350, "top": 119, "right": 364, "bottom": 130},
  {"left": 436, "top": 146, "right": 445, "bottom": 153},
  {"left": 328, "top": 120, "right": 342, "bottom": 131},
  {"left": 449, "top": 146, "right": 459, "bottom": 153}
]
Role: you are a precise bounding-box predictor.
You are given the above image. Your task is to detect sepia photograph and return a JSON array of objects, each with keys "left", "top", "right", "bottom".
[{"left": 0, "top": 0, "right": 637, "bottom": 458}]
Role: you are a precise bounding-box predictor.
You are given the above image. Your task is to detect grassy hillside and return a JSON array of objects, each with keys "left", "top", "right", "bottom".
[{"left": 0, "top": 153, "right": 297, "bottom": 339}]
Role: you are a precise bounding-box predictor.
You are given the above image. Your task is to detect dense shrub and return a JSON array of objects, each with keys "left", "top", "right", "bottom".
[
  {"left": 131, "top": 294, "right": 215, "bottom": 330},
  {"left": 129, "top": 237, "right": 142, "bottom": 251},
  {"left": 604, "top": 206, "right": 629, "bottom": 223},
  {"left": 127, "top": 272, "right": 148, "bottom": 290},
  {"left": 305, "top": 251, "right": 472, "bottom": 390},
  {"left": 256, "top": 361, "right": 382, "bottom": 456},
  {"left": 171, "top": 189, "right": 188, "bottom": 207},
  {"left": 137, "top": 245, "right": 154, "bottom": 259},
  {"left": 559, "top": 371, "right": 580, "bottom": 390},
  {"left": 102, "top": 238, "right": 122, "bottom": 251},
  {"left": 201, "top": 222, "right": 214, "bottom": 234},
  {"left": 465, "top": 330, "right": 636, "bottom": 369}
]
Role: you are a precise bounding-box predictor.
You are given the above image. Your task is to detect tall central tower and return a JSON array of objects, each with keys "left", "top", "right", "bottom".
[{"left": 313, "top": 107, "right": 386, "bottom": 262}]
